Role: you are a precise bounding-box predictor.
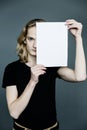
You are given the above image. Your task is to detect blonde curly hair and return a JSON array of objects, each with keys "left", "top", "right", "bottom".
[{"left": 17, "top": 18, "right": 46, "bottom": 63}]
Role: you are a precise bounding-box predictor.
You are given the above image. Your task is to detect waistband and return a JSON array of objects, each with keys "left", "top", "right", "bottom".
[{"left": 13, "top": 121, "right": 58, "bottom": 130}]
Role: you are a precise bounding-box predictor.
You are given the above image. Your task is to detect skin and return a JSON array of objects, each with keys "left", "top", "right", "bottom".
[{"left": 6, "top": 19, "right": 86, "bottom": 119}]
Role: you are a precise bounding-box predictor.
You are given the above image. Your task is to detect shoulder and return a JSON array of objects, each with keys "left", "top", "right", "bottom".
[
  {"left": 5, "top": 60, "right": 21, "bottom": 68},
  {"left": 4, "top": 60, "right": 21, "bottom": 71}
]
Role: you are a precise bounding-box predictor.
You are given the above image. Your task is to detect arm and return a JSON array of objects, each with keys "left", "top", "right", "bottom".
[
  {"left": 6, "top": 65, "right": 46, "bottom": 119},
  {"left": 57, "top": 19, "right": 86, "bottom": 82}
]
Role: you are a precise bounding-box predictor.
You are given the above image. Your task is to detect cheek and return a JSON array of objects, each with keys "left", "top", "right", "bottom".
[
  {"left": 26, "top": 43, "right": 32, "bottom": 52},
  {"left": 26, "top": 43, "right": 29, "bottom": 49}
]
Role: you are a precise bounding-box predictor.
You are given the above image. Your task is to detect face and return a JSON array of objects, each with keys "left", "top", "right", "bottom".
[{"left": 26, "top": 26, "right": 36, "bottom": 58}]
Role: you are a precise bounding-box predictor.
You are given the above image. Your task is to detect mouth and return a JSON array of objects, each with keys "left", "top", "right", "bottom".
[{"left": 32, "top": 49, "right": 36, "bottom": 52}]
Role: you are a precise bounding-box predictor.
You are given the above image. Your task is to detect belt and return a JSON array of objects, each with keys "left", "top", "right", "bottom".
[{"left": 13, "top": 121, "right": 58, "bottom": 130}]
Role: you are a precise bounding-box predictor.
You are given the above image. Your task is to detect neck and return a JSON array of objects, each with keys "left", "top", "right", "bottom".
[{"left": 27, "top": 55, "right": 36, "bottom": 67}]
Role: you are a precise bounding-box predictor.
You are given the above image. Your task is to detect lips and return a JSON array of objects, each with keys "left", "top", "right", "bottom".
[{"left": 32, "top": 49, "right": 36, "bottom": 52}]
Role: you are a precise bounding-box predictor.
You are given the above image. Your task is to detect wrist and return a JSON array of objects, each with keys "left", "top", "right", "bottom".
[
  {"left": 75, "top": 34, "right": 82, "bottom": 39},
  {"left": 75, "top": 35, "right": 82, "bottom": 43},
  {"left": 29, "top": 78, "right": 38, "bottom": 86}
]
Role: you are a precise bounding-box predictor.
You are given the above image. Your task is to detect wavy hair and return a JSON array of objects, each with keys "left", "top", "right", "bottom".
[{"left": 17, "top": 18, "right": 46, "bottom": 63}]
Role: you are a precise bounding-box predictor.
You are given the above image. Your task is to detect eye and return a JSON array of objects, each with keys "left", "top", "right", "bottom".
[{"left": 28, "top": 37, "right": 34, "bottom": 41}]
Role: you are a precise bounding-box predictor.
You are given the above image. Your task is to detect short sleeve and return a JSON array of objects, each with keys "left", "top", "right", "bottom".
[
  {"left": 2, "top": 64, "right": 16, "bottom": 88},
  {"left": 48, "top": 67, "right": 61, "bottom": 79},
  {"left": 55, "top": 67, "right": 61, "bottom": 79}
]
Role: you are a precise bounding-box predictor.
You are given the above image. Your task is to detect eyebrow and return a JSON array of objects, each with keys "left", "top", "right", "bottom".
[{"left": 27, "top": 36, "right": 35, "bottom": 39}]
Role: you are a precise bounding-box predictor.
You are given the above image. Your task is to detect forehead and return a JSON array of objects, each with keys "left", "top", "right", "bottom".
[{"left": 27, "top": 26, "right": 36, "bottom": 36}]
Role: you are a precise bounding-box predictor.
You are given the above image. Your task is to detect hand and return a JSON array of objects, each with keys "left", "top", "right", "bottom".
[
  {"left": 30, "top": 65, "right": 46, "bottom": 84},
  {"left": 66, "top": 19, "right": 82, "bottom": 38}
]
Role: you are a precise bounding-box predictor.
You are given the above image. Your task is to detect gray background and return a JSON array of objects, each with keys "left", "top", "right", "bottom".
[{"left": 0, "top": 0, "right": 87, "bottom": 130}]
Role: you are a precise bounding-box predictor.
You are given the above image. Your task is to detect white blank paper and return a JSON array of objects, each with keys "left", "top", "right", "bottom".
[{"left": 36, "top": 22, "right": 68, "bottom": 67}]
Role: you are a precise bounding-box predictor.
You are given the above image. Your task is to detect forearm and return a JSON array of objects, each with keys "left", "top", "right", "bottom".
[
  {"left": 9, "top": 79, "right": 36, "bottom": 119},
  {"left": 57, "top": 19, "right": 86, "bottom": 82},
  {"left": 9, "top": 64, "right": 46, "bottom": 119},
  {"left": 75, "top": 35, "right": 86, "bottom": 80}
]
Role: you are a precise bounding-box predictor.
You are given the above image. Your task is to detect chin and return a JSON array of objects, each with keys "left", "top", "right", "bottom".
[
  {"left": 30, "top": 51, "right": 36, "bottom": 57},
  {"left": 32, "top": 53, "right": 36, "bottom": 57}
]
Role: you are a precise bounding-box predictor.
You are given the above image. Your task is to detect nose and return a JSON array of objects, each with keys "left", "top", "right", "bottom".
[{"left": 33, "top": 39, "right": 37, "bottom": 48}]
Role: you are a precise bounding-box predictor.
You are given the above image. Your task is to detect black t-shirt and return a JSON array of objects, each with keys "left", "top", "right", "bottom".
[{"left": 2, "top": 60, "right": 60, "bottom": 129}]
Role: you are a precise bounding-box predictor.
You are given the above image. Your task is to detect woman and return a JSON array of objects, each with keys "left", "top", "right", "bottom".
[{"left": 2, "top": 18, "right": 86, "bottom": 130}]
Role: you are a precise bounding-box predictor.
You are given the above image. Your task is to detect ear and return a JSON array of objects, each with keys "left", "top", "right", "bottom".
[{"left": 24, "top": 39, "right": 27, "bottom": 44}]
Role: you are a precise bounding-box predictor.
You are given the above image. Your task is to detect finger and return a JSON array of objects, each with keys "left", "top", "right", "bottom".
[
  {"left": 34, "top": 69, "right": 46, "bottom": 75},
  {"left": 66, "top": 20, "right": 77, "bottom": 27},
  {"left": 35, "top": 64, "right": 46, "bottom": 69},
  {"left": 31, "top": 71, "right": 45, "bottom": 80},
  {"left": 67, "top": 24, "right": 77, "bottom": 29},
  {"left": 66, "top": 19, "right": 76, "bottom": 23},
  {"left": 31, "top": 65, "right": 46, "bottom": 71},
  {"left": 31, "top": 66, "right": 46, "bottom": 75},
  {"left": 67, "top": 22, "right": 81, "bottom": 30},
  {"left": 38, "top": 70, "right": 46, "bottom": 75}
]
